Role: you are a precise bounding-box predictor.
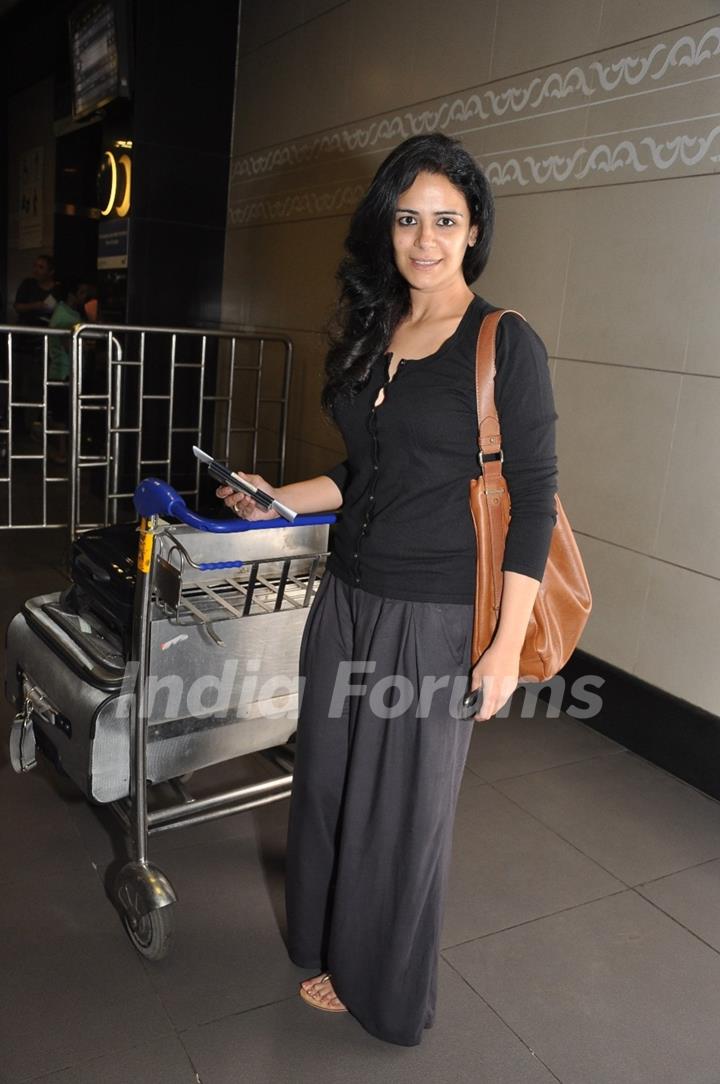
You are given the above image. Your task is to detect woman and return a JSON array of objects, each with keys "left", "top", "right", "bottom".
[{"left": 217, "top": 133, "right": 558, "bottom": 1046}]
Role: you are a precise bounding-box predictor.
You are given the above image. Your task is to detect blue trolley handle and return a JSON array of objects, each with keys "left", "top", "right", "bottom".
[{"left": 134, "top": 478, "right": 336, "bottom": 535}]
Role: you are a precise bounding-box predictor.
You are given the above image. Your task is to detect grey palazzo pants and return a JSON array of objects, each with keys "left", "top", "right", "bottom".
[{"left": 284, "top": 569, "right": 475, "bottom": 1047}]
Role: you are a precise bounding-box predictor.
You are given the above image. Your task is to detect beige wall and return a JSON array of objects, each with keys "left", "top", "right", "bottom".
[
  {"left": 223, "top": 1, "right": 720, "bottom": 713},
  {"left": 5, "top": 77, "right": 56, "bottom": 320}
]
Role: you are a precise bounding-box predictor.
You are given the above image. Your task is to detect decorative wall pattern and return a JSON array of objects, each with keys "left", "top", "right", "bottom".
[
  {"left": 228, "top": 182, "right": 366, "bottom": 228},
  {"left": 228, "top": 17, "right": 720, "bottom": 226},
  {"left": 483, "top": 120, "right": 720, "bottom": 192}
]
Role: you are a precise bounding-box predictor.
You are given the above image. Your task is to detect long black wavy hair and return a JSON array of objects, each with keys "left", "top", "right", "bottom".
[{"left": 321, "top": 132, "right": 494, "bottom": 414}]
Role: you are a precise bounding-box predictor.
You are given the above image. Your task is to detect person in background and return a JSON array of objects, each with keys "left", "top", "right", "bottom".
[
  {"left": 47, "top": 282, "right": 98, "bottom": 464},
  {"left": 13, "top": 254, "right": 58, "bottom": 326}
]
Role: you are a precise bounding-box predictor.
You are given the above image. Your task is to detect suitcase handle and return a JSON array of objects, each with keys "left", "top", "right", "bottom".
[{"left": 133, "top": 478, "right": 336, "bottom": 532}]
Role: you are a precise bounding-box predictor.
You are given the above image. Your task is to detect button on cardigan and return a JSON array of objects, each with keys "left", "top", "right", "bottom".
[{"left": 323, "top": 293, "right": 558, "bottom": 603}]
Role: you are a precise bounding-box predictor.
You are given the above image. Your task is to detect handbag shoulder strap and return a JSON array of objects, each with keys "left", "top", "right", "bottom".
[
  {"left": 475, "top": 307, "right": 526, "bottom": 461},
  {"left": 474, "top": 309, "right": 526, "bottom": 614}
]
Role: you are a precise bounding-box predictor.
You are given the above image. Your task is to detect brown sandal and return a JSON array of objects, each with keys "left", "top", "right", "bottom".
[{"left": 298, "top": 972, "right": 348, "bottom": 1013}]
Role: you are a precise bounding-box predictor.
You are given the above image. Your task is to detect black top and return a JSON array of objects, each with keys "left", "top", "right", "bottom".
[
  {"left": 14, "top": 277, "right": 53, "bottom": 326},
  {"left": 324, "top": 293, "right": 559, "bottom": 603}
]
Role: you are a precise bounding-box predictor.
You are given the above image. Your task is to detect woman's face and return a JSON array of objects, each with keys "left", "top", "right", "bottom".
[
  {"left": 33, "top": 257, "right": 52, "bottom": 281},
  {"left": 391, "top": 170, "right": 478, "bottom": 293}
]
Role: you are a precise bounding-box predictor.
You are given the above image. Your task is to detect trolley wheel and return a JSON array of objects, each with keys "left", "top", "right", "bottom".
[{"left": 122, "top": 904, "right": 175, "bottom": 961}]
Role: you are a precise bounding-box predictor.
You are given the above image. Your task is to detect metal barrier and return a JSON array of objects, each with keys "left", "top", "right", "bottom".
[
  {"left": 0, "top": 323, "right": 292, "bottom": 539},
  {"left": 0, "top": 326, "right": 74, "bottom": 530}
]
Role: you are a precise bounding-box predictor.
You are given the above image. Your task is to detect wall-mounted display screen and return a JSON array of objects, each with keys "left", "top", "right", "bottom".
[{"left": 69, "top": 0, "right": 130, "bottom": 120}]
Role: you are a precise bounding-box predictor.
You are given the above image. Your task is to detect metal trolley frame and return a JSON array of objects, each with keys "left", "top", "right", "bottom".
[{"left": 10, "top": 477, "right": 335, "bottom": 960}]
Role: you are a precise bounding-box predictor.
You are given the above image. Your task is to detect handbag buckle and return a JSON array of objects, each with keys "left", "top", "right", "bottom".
[{"left": 477, "top": 448, "right": 503, "bottom": 473}]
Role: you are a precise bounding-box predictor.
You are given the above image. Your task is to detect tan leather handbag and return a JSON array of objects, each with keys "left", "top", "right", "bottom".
[{"left": 469, "top": 309, "right": 592, "bottom": 682}]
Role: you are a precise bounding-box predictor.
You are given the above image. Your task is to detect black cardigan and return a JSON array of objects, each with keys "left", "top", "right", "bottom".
[{"left": 323, "top": 293, "right": 558, "bottom": 603}]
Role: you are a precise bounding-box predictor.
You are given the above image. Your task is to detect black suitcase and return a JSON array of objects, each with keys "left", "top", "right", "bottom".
[{"left": 69, "top": 523, "right": 138, "bottom": 647}]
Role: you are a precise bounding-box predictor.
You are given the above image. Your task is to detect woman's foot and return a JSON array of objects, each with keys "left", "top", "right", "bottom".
[{"left": 299, "top": 972, "right": 348, "bottom": 1012}]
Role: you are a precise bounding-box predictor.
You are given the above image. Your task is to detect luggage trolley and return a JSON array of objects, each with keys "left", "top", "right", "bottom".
[{"left": 5, "top": 477, "right": 335, "bottom": 959}]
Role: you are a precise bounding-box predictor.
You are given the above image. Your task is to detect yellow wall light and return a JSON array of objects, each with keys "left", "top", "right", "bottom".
[
  {"left": 116, "top": 154, "right": 132, "bottom": 217},
  {"left": 100, "top": 150, "right": 117, "bottom": 217}
]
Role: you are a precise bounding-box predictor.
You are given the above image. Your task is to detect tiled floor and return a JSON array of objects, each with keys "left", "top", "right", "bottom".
[{"left": 3, "top": 531, "right": 720, "bottom": 1082}]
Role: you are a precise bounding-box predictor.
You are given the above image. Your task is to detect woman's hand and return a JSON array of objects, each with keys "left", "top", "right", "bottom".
[
  {"left": 468, "top": 571, "right": 540, "bottom": 721},
  {"left": 469, "top": 641, "right": 520, "bottom": 722},
  {"left": 216, "top": 471, "right": 279, "bottom": 521}
]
